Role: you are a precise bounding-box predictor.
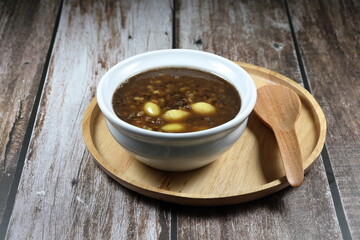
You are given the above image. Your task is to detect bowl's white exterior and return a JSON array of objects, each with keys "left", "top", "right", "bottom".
[{"left": 97, "top": 49, "right": 256, "bottom": 171}]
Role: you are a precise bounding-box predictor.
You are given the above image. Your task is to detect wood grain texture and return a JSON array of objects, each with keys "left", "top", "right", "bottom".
[
  {"left": 177, "top": 0, "right": 342, "bottom": 239},
  {"left": 0, "top": 0, "right": 60, "bottom": 222},
  {"left": 254, "top": 85, "right": 304, "bottom": 187},
  {"left": 82, "top": 63, "right": 326, "bottom": 205},
  {"left": 176, "top": 0, "right": 302, "bottom": 82},
  {"left": 5, "top": 0, "right": 173, "bottom": 239},
  {"left": 288, "top": 0, "right": 360, "bottom": 238}
]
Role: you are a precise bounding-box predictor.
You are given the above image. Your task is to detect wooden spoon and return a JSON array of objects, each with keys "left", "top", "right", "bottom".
[{"left": 254, "top": 84, "right": 304, "bottom": 187}]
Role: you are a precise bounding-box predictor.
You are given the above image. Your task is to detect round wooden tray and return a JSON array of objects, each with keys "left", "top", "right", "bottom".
[{"left": 82, "top": 62, "right": 326, "bottom": 206}]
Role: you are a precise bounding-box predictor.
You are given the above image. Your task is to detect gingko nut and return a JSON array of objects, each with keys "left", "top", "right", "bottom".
[
  {"left": 161, "top": 123, "right": 185, "bottom": 132},
  {"left": 144, "top": 102, "right": 161, "bottom": 117},
  {"left": 163, "top": 109, "right": 190, "bottom": 122},
  {"left": 191, "top": 102, "right": 216, "bottom": 115}
]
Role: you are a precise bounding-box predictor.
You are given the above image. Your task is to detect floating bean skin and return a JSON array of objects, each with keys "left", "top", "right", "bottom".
[{"left": 112, "top": 68, "right": 241, "bottom": 133}]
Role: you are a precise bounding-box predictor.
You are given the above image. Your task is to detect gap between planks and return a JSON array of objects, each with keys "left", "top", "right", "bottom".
[
  {"left": 284, "top": 0, "right": 352, "bottom": 239},
  {"left": 0, "top": 0, "right": 65, "bottom": 239}
]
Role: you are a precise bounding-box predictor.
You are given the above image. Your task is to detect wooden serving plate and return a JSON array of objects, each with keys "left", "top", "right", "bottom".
[{"left": 82, "top": 62, "right": 326, "bottom": 206}]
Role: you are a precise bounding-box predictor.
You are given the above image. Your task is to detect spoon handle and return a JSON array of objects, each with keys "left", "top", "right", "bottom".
[{"left": 273, "top": 128, "right": 304, "bottom": 187}]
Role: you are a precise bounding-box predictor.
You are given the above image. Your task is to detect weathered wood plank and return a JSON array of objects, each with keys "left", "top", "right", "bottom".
[
  {"left": 0, "top": 0, "right": 60, "bottom": 222},
  {"left": 288, "top": 0, "right": 360, "bottom": 238},
  {"left": 177, "top": 162, "right": 340, "bottom": 240},
  {"left": 5, "top": 0, "right": 173, "bottom": 239},
  {"left": 176, "top": 0, "right": 301, "bottom": 82},
  {"left": 177, "top": 0, "right": 342, "bottom": 239}
]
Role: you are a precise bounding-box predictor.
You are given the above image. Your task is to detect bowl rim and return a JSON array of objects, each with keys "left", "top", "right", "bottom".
[{"left": 97, "top": 49, "right": 257, "bottom": 140}]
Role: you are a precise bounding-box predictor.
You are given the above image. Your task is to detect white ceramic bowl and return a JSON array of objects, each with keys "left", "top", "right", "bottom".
[{"left": 97, "top": 49, "right": 257, "bottom": 171}]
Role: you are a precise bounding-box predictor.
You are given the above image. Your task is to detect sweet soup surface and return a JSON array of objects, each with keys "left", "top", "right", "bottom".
[{"left": 112, "top": 68, "right": 241, "bottom": 133}]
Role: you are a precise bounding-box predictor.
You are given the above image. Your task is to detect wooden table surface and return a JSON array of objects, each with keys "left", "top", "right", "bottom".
[{"left": 0, "top": 0, "right": 359, "bottom": 239}]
